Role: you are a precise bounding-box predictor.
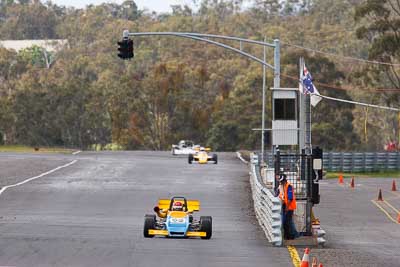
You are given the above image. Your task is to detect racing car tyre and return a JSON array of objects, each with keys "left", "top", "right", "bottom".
[
  {"left": 188, "top": 154, "right": 194, "bottom": 164},
  {"left": 212, "top": 154, "right": 218, "bottom": 164},
  {"left": 200, "top": 216, "right": 212, "bottom": 239},
  {"left": 144, "top": 214, "right": 156, "bottom": 238}
]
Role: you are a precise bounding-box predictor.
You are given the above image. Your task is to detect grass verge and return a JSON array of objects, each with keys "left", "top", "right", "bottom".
[
  {"left": 326, "top": 171, "right": 400, "bottom": 179},
  {"left": 0, "top": 145, "right": 76, "bottom": 154},
  {"left": 238, "top": 150, "right": 251, "bottom": 162}
]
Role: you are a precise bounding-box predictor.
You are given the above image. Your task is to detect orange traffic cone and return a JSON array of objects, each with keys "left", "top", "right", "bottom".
[
  {"left": 300, "top": 248, "right": 310, "bottom": 267},
  {"left": 318, "top": 264, "right": 323, "bottom": 267},
  {"left": 392, "top": 180, "right": 397, "bottom": 191},
  {"left": 377, "top": 189, "right": 383, "bottom": 201},
  {"left": 339, "top": 173, "right": 344, "bottom": 184},
  {"left": 311, "top": 257, "right": 318, "bottom": 267},
  {"left": 350, "top": 177, "right": 355, "bottom": 188}
]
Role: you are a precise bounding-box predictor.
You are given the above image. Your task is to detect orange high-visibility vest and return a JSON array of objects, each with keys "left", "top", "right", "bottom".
[{"left": 279, "top": 182, "right": 297, "bottom": 211}]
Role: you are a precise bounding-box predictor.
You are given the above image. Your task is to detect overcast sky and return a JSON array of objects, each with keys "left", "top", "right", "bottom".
[{"left": 51, "top": 0, "right": 195, "bottom": 13}]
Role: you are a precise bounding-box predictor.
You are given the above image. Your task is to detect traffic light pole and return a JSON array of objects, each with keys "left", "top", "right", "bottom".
[
  {"left": 125, "top": 31, "right": 275, "bottom": 70},
  {"left": 122, "top": 30, "right": 281, "bottom": 163},
  {"left": 261, "top": 37, "right": 267, "bottom": 164}
]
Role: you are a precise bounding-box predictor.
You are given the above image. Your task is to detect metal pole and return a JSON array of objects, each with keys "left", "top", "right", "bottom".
[
  {"left": 305, "top": 94, "right": 312, "bottom": 153},
  {"left": 299, "top": 57, "right": 305, "bottom": 152},
  {"left": 129, "top": 32, "right": 276, "bottom": 47},
  {"left": 305, "top": 92, "right": 312, "bottom": 236},
  {"left": 301, "top": 57, "right": 313, "bottom": 236},
  {"left": 298, "top": 57, "right": 312, "bottom": 236},
  {"left": 272, "top": 39, "right": 280, "bottom": 160},
  {"left": 273, "top": 39, "right": 280, "bottom": 89},
  {"left": 261, "top": 37, "right": 267, "bottom": 165},
  {"left": 128, "top": 32, "right": 275, "bottom": 69}
]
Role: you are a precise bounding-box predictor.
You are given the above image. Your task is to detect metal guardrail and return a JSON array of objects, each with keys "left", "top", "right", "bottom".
[
  {"left": 324, "top": 152, "right": 400, "bottom": 172},
  {"left": 263, "top": 152, "right": 400, "bottom": 172},
  {"left": 249, "top": 154, "right": 282, "bottom": 246},
  {"left": 248, "top": 153, "right": 326, "bottom": 247}
]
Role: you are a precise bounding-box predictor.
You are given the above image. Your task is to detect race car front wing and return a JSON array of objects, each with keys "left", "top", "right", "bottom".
[{"left": 148, "top": 229, "right": 206, "bottom": 237}]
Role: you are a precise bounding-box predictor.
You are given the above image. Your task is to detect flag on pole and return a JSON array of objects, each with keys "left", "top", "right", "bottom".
[{"left": 300, "top": 65, "right": 322, "bottom": 107}]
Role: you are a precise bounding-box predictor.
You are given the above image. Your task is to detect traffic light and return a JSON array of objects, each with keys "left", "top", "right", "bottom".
[
  {"left": 117, "top": 38, "right": 134, "bottom": 59},
  {"left": 127, "top": 39, "right": 133, "bottom": 59}
]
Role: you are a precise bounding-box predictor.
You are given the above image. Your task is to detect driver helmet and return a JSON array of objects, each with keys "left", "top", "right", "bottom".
[
  {"left": 172, "top": 201, "right": 183, "bottom": 211},
  {"left": 200, "top": 147, "right": 205, "bottom": 152}
]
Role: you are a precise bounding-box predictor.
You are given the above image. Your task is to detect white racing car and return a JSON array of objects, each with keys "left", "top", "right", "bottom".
[{"left": 171, "top": 140, "right": 200, "bottom": 155}]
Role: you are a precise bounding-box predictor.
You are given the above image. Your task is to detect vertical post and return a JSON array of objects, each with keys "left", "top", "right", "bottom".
[
  {"left": 305, "top": 92, "right": 312, "bottom": 153},
  {"left": 299, "top": 57, "right": 305, "bottom": 152},
  {"left": 274, "top": 147, "right": 280, "bottom": 192},
  {"left": 299, "top": 57, "right": 312, "bottom": 236},
  {"left": 273, "top": 39, "right": 280, "bottom": 89},
  {"left": 261, "top": 37, "right": 267, "bottom": 164},
  {"left": 272, "top": 39, "right": 280, "bottom": 157},
  {"left": 304, "top": 61, "right": 313, "bottom": 236}
]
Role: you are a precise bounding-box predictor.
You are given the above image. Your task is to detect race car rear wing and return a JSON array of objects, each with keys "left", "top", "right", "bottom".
[{"left": 158, "top": 199, "right": 200, "bottom": 212}]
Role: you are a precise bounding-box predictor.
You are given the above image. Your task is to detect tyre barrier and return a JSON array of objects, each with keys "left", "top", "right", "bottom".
[{"left": 249, "top": 153, "right": 283, "bottom": 246}]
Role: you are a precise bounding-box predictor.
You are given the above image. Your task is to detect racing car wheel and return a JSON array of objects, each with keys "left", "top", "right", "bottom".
[
  {"left": 144, "top": 214, "right": 156, "bottom": 238},
  {"left": 212, "top": 154, "right": 218, "bottom": 164},
  {"left": 200, "top": 216, "right": 212, "bottom": 239}
]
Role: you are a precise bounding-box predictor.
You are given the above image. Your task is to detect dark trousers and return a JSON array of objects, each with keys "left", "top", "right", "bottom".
[{"left": 282, "top": 208, "right": 294, "bottom": 240}]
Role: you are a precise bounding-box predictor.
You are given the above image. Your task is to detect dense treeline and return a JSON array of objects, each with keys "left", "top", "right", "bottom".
[{"left": 0, "top": 0, "right": 399, "bottom": 151}]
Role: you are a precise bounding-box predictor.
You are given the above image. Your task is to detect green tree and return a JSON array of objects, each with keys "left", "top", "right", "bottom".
[
  {"left": 281, "top": 51, "right": 360, "bottom": 150},
  {"left": 0, "top": 1, "right": 59, "bottom": 39},
  {"left": 18, "top": 45, "right": 51, "bottom": 68},
  {"left": 207, "top": 121, "right": 239, "bottom": 151},
  {"left": 354, "top": 0, "right": 400, "bottom": 149}
]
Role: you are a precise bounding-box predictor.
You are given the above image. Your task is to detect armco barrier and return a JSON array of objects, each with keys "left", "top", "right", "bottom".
[
  {"left": 249, "top": 153, "right": 282, "bottom": 246},
  {"left": 248, "top": 153, "right": 326, "bottom": 247}
]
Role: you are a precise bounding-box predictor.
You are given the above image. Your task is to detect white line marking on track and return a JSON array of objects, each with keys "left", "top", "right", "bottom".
[
  {"left": 72, "top": 150, "right": 81, "bottom": 155},
  {"left": 0, "top": 160, "right": 77, "bottom": 196}
]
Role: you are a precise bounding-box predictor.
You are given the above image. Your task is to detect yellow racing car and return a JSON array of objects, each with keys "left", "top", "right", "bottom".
[
  {"left": 143, "top": 196, "right": 212, "bottom": 239},
  {"left": 188, "top": 147, "right": 217, "bottom": 164}
]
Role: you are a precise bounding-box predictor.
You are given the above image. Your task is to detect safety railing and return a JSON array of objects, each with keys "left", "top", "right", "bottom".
[
  {"left": 324, "top": 152, "right": 400, "bottom": 172},
  {"left": 249, "top": 153, "right": 282, "bottom": 246},
  {"left": 252, "top": 152, "right": 327, "bottom": 246}
]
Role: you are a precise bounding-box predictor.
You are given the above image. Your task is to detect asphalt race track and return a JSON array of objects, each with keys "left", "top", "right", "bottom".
[
  {"left": 0, "top": 151, "right": 293, "bottom": 267},
  {"left": 312, "top": 178, "right": 400, "bottom": 266}
]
